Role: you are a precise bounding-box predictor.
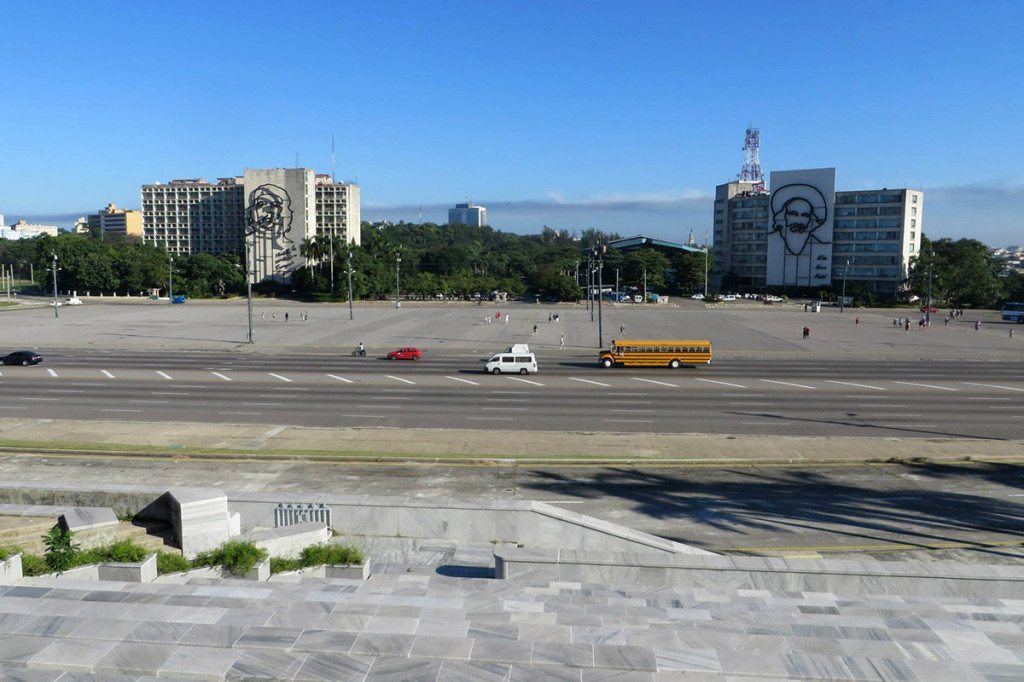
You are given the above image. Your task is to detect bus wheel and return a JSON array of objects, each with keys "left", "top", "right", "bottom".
[
  {"left": 519, "top": 368, "right": 528, "bottom": 375},
  {"left": 492, "top": 368, "right": 501, "bottom": 374},
  {"left": 601, "top": 358, "right": 613, "bottom": 368},
  {"left": 669, "top": 359, "right": 681, "bottom": 369}
]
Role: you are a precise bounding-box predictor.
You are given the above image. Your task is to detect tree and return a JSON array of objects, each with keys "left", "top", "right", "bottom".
[
  {"left": 621, "top": 248, "right": 670, "bottom": 290},
  {"left": 909, "top": 237, "right": 1003, "bottom": 307},
  {"left": 671, "top": 249, "right": 714, "bottom": 294}
]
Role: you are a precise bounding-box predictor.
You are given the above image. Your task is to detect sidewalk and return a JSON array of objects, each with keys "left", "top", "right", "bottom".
[{"left": 0, "top": 418, "right": 1020, "bottom": 465}]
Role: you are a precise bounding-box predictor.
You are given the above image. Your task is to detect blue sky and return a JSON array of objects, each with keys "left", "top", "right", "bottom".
[{"left": 1, "top": 1, "right": 1021, "bottom": 245}]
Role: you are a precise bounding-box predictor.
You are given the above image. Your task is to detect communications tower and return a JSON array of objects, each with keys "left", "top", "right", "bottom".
[{"left": 738, "top": 126, "right": 766, "bottom": 194}]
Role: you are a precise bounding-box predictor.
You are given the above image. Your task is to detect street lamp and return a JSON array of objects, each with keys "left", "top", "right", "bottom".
[
  {"left": 840, "top": 259, "right": 849, "bottom": 314},
  {"left": 597, "top": 246, "right": 605, "bottom": 348},
  {"left": 168, "top": 254, "right": 174, "bottom": 306},
  {"left": 50, "top": 253, "right": 60, "bottom": 319},
  {"left": 395, "top": 250, "right": 402, "bottom": 308},
  {"left": 347, "top": 250, "right": 354, "bottom": 320},
  {"left": 329, "top": 235, "right": 336, "bottom": 297},
  {"left": 245, "top": 235, "right": 256, "bottom": 344},
  {"left": 703, "top": 245, "right": 709, "bottom": 299},
  {"left": 926, "top": 248, "right": 934, "bottom": 326}
]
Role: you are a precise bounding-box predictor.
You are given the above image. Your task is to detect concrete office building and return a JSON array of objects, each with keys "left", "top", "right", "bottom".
[
  {"left": 448, "top": 202, "right": 487, "bottom": 227},
  {"left": 86, "top": 203, "right": 143, "bottom": 238},
  {"left": 711, "top": 172, "right": 923, "bottom": 298},
  {"left": 0, "top": 219, "right": 59, "bottom": 240},
  {"left": 141, "top": 168, "right": 360, "bottom": 282}
]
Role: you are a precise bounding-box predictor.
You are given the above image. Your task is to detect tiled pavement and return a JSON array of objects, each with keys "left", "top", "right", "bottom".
[{"left": 0, "top": 571, "right": 1023, "bottom": 681}]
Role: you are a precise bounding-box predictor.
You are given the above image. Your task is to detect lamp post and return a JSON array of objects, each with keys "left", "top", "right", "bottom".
[
  {"left": 704, "top": 245, "right": 709, "bottom": 299},
  {"left": 347, "top": 250, "right": 354, "bottom": 320},
  {"left": 926, "top": 248, "right": 934, "bottom": 326},
  {"left": 597, "top": 246, "right": 605, "bottom": 348},
  {"left": 840, "top": 259, "right": 849, "bottom": 314},
  {"left": 168, "top": 254, "right": 174, "bottom": 306},
  {"left": 395, "top": 250, "right": 401, "bottom": 308},
  {"left": 50, "top": 253, "right": 59, "bottom": 319},
  {"left": 329, "top": 235, "right": 336, "bottom": 297}
]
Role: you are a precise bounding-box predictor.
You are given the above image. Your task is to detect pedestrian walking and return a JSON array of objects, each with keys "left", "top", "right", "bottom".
[
  {"left": 1010, "top": 329, "right": 1015, "bottom": 339},
  {"left": 285, "top": 312, "right": 289, "bottom": 323},
  {"left": 944, "top": 316, "right": 949, "bottom": 325},
  {"left": 548, "top": 313, "right": 552, "bottom": 323},
  {"left": 532, "top": 324, "right": 538, "bottom": 335},
  {"left": 893, "top": 317, "right": 898, "bottom": 327},
  {"left": 619, "top": 323, "right": 625, "bottom": 335},
  {"left": 975, "top": 320, "right": 982, "bottom": 332},
  {"left": 802, "top": 326, "right": 810, "bottom": 339},
  {"left": 272, "top": 312, "right": 277, "bottom": 320},
  {"left": 504, "top": 313, "right": 509, "bottom": 324},
  {"left": 261, "top": 312, "right": 265, "bottom": 321},
  {"left": 905, "top": 320, "right": 910, "bottom": 334},
  {"left": 855, "top": 317, "right": 860, "bottom": 325},
  {"left": 560, "top": 334, "right": 565, "bottom": 349}
]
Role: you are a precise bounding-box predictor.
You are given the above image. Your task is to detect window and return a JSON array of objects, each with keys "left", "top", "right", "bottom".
[
  {"left": 911, "top": 219, "right": 916, "bottom": 227},
  {"left": 912, "top": 195, "right": 918, "bottom": 204},
  {"left": 911, "top": 207, "right": 917, "bottom": 216}
]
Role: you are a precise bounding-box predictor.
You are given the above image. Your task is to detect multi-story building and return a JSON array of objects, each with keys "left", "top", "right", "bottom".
[
  {"left": 448, "top": 202, "right": 486, "bottom": 227},
  {"left": 0, "top": 219, "right": 59, "bottom": 240},
  {"left": 711, "top": 171, "right": 923, "bottom": 298},
  {"left": 141, "top": 168, "right": 360, "bottom": 281},
  {"left": 86, "top": 203, "right": 143, "bottom": 238}
]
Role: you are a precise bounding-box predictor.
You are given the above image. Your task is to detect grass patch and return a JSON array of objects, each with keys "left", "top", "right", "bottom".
[
  {"left": 21, "top": 553, "right": 48, "bottom": 576},
  {"left": 156, "top": 551, "right": 190, "bottom": 574},
  {"left": 269, "top": 543, "right": 363, "bottom": 574},
  {"left": 0, "top": 545, "right": 19, "bottom": 561},
  {"left": 76, "top": 539, "right": 148, "bottom": 566},
  {"left": 269, "top": 557, "right": 303, "bottom": 573},
  {"left": 193, "top": 541, "right": 267, "bottom": 576}
]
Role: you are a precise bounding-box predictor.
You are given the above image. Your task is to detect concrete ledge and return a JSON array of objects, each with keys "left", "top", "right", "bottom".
[
  {"left": 97, "top": 552, "right": 157, "bottom": 583},
  {"left": 59, "top": 507, "right": 118, "bottom": 533},
  {"left": 242, "top": 521, "right": 331, "bottom": 559},
  {"left": 267, "top": 561, "right": 369, "bottom": 582},
  {"left": 244, "top": 558, "right": 270, "bottom": 582},
  {"left": 494, "top": 547, "right": 1024, "bottom": 598},
  {"left": 0, "top": 554, "right": 22, "bottom": 584}
]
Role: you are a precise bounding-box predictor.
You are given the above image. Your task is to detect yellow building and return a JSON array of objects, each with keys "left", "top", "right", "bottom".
[{"left": 87, "top": 203, "right": 143, "bottom": 238}]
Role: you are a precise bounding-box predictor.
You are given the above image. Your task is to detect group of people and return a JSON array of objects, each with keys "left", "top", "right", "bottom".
[{"left": 259, "top": 311, "right": 308, "bottom": 322}]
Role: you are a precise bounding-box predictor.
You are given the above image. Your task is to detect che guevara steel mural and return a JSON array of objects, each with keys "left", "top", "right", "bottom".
[
  {"left": 245, "top": 183, "right": 296, "bottom": 281},
  {"left": 769, "top": 183, "right": 831, "bottom": 286}
]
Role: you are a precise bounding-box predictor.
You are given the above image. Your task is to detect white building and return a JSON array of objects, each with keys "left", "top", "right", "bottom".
[
  {"left": 141, "top": 168, "right": 361, "bottom": 282},
  {"left": 448, "top": 202, "right": 487, "bottom": 227},
  {"left": 0, "top": 219, "right": 59, "bottom": 240}
]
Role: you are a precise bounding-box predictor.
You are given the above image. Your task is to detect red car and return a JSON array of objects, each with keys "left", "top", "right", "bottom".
[
  {"left": 387, "top": 347, "right": 422, "bottom": 361},
  {"left": 920, "top": 306, "right": 938, "bottom": 313}
]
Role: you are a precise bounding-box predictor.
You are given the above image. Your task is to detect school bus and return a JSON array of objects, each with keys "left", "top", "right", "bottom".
[{"left": 598, "top": 339, "right": 712, "bottom": 368}]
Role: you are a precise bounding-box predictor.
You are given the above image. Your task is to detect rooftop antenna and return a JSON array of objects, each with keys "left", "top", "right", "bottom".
[
  {"left": 738, "top": 125, "right": 766, "bottom": 194},
  {"left": 331, "top": 134, "right": 336, "bottom": 183}
]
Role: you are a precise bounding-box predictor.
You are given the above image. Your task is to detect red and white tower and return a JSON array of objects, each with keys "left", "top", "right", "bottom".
[{"left": 738, "top": 126, "right": 766, "bottom": 194}]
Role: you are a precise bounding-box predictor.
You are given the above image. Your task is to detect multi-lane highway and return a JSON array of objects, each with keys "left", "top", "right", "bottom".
[{"left": 1, "top": 348, "right": 1021, "bottom": 438}]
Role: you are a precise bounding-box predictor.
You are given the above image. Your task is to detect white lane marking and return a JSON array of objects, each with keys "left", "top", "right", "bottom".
[
  {"left": 156, "top": 371, "right": 173, "bottom": 380},
  {"left": 506, "top": 377, "right": 544, "bottom": 386},
  {"left": 857, "top": 404, "right": 906, "bottom": 408},
  {"left": 486, "top": 398, "right": 528, "bottom": 402},
  {"left": 696, "top": 378, "right": 747, "bottom": 388},
  {"left": 269, "top": 373, "right": 292, "bottom": 383},
  {"left": 631, "top": 378, "right": 678, "bottom": 388},
  {"left": 101, "top": 370, "right": 115, "bottom": 379},
  {"left": 569, "top": 377, "right": 612, "bottom": 388},
  {"left": 466, "top": 416, "right": 515, "bottom": 421},
  {"left": 962, "top": 382, "right": 1024, "bottom": 393},
  {"left": 341, "top": 414, "right": 386, "bottom": 419},
  {"left": 446, "top": 376, "right": 480, "bottom": 386},
  {"left": 761, "top": 379, "right": 816, "bottom": 390},
  {"left": 23, "top": 397, "right": 57, "bottom": 401},
  {"left": 603, "top": 419, "right": 654, "bottom": 423},
  {"left": 482, "top": 407, "right": 528, "bottom": 411},
  {"left": 490, "top": 391, "right": 528, "bottom": 394},
  {"left": 102, "top": 409, "right": 142, "bottom": 413},
  {"left": 893, "top": 381, "right": 958, "bottom": 391},
  {"left": 729, "top": 402, "right": 772, "bottom": 406},
  {"left": 242, "top": 402, "right": 283, "bottom": 406},
  {"left": 327, "top": 374, "right": 354, "bottom": 384},
  {"left": 0, "top": 406, "right": 26, "bottom": 410},
  {"left": 371, "top": 397, "right": 412, "bottom": 400},
  {"left": 152, "top": 392, "right": 190, "bottom": 396},
  {"left": 275, "top": 387, "right": 308, "bottom": 391},
  {"left": 70, "top": 383, "right": 104, "bottom": 387},
  {"left": 608, "top": 409, "right": 648, "bottom": 413},
  {"left": 861, "top": 413, "right": 923, "bottom": 417},
  {"left": 48, "top": 389, "right": 84, "bottom": 394},
  {"left": 966, "top": 397, "right": 1012, "bottom": 401},
  {"left": 46, "top": 369, "right": 58, "bottom": 377},
  {"left": 212, "top": 372, "right": 232, "bottom": 381},
  {"left": 608, "top": 400, "right": 652, "bottom": 404},
  {"left": 386, "top": 375, "right": 416, "bottom": 385},
  {"left": 827, "top": 380, "right": 886, "bottom": 391},
  {"left": 219, "top": 411, "right": 262, "bottom": 415},
  {"left": 724, "top": 393, "right": 763, "bottom": 397},
  {"left": 259, "top": 394, "right": 294, "bottom": 398},
  {"left": 129, "top": 400, "right": 168, "bottom": 404}
]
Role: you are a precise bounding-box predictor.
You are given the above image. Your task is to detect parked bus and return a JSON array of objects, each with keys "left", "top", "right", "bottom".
[
  {"left": 1002, "top": 302, "right": 1024, "bottom": 323},
  {"left": 598, "top": 339, "right": 712, "bottom": 368}
]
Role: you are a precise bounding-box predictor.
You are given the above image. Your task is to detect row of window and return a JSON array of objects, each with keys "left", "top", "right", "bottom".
[
  {"left": 836, "top": 206, "right": 904, "bottom": 217},
  {"left": 833, "top": 243, "right": 901, "bottom": 253},
  {"left": 614, "top": 346, "right": 711, "bottom": 354},
  {"left": 833, "top": 255, "right": 899, "bottom": 265},
  {"left": 835, "top": 219, "right": 902, "bottom": 229},
  {"left": 833, "top": 230, "right": 902, "bottom": 241},
  {"left": 835, "top": 193, "right": 904, "bottom": 205}
]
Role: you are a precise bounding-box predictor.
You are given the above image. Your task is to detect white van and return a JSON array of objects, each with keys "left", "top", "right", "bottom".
[{"left": 485, "top": 352, "right": 538, "bottom": 374}]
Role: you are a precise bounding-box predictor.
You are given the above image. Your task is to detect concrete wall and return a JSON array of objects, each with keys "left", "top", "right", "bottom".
[
  {"left": 243, "top": 522, "right": 331, "bottom": 559},
  {"left": 494, "top": 548, "right": 1024, "bottom": 599},
  {"left": 0, "top": 554, "right": 22, "bottom": 585}
]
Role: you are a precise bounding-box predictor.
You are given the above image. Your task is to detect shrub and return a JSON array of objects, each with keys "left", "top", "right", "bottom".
[
  {"left": 269, "top": 557, "right": 303, "bottom": 574},
  {"left": 77, "top": 539, "right": 148, "bottom": 566},
  {"left": 299, "top": 543, "right": 363, "bottom": 567},
  {"left": 21, "top": 553, "right": 47, "bottom": 577},
  {"left": 192, "top": 541, "right": 267, "bottom": 576},
  {"left": 156, "top": 551, "right": 190, "bottom": 575},
  {"left": 43, "top": 527, "right": 79, "bottom": 572},
  {"left": 0, "top": 545, "right": 18, "bottom": 561}
]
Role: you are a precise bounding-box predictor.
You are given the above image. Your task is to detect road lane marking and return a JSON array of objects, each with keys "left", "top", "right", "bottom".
[
  {"left": 151, "top": 392, "right": 190, "bottom": 396},
  {"left": 46, "top": 369, "right": 57, "bottom": 377},
  {"left": 219, "top": 411, "right": 262, "bottom": 415},
  {"left": 258, "top": 394, "right": 295, "bottom": 398},
  {"left": 212, "top": 372, "right": 232, "bottom": 381},
  {"left": 827, "top": 380, "right": 886, "bottom": 391},
  {"left": 466, "top": 417, "right": 514, "bottom": 421},
  {"left": 861, "top": 413, "right": 923, "bottom": 417},
  {"left": 129, "top": 400, "right": 169, "bottom": 404},
  {"left": 603, "top": 419, "right": 654, "bottom": 423},
  {"left": 102, "top": 409, "right": 142, "bottom": 413},
  {"left": 631, "top": 378, "right": 677, "bottom": 387},
  {"left": 48, "top": 389, "right": 84, "bottom": 393},
  {"left": 242, "top": 402, "right": 283, "bottom": 406},
  {"left": 724, "top": 393, "right": 762, "bottom": 397},
  {"left": 609, "top": 392, "right": 648, "bottom": 396},
  {"left": 327, "top": 374, "right": 354, "bottom": 383},
  {"left": 156, "top": 371, "right": 173, "bottom": 380},
  {"left": 0, "top": 406, "right": 26, "bottom": 410},
  {"left": 341, "top": 414, "right": 386, "bottom": 418},
  {"left": 382, "top": 389, "right": 420, "bottom": 393},
  {"left": 482, "top": 407, "right": 527, "bottom": 411},
  {"left": 446, "top": 376, "right": 480, "bottom": 385},
  {"left": 608, "top": 400, "right": 652, "bottom": 404},
  {"left": 101, "top": 370, "right": 115, "bottom": 379},
  {"left": 269, "top": 373, "right": 293, "bottom": 383},
  {"left": 23, "top": 397, "right": 57, "bottom": 401},
  {"left": 966, "top": 397, "right": 1012, "bottom": 401},
  {"left": 506, "top": 377, "right": 543, "bottom": 386},
  {"left": 893, "top": 381, "right": 957, "bottom": 391},
  {"left": 175, "top": 385, "right": 208, "bottom": 389},
  {"left": 761, "top": 379, "right": 816, "bottom": 390},
  {"left": 486, "top": 398, "right": 528, "bottom": 402},
  {"left": 608, "top": 409, "right": 648, "bottom": 413},
  {"left": 70, "top": 383, "right": 104, "bottom": 387},
  {"left": 696, "top": 378, "right": 746, "bottom": 388},
  {"left": 729, "top": 402, "right": 772, "bottom": 406},
  {"left": 490, "top": 391, "right": 528, "bottom": 394},
  {"left": 569, "top": 377, "right": 612, "bottom": 387},
  {"left": 386, "top": 375, "right": 416, "bottom": 385},
  {"left": 962, "top": 382, "right": 1024, "bottom": 393},
  {"left": 741, "top": 421, "right": 788, "bottom": 425}
]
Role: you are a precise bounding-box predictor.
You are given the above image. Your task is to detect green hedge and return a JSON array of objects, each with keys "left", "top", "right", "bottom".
[
  {"left": 269, "top": 543, "right": 364, "bottom": 574},
  {"left": 192, "top": 541, "right": 268, "bottom": 576}
]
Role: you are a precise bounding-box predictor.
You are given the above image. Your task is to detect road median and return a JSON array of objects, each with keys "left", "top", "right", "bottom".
[{"left": 0, "top": 418, "right": 1021, "bottom": 466}]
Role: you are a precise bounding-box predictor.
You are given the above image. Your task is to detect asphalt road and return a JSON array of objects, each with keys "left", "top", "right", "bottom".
[
  {"left": 1, "top": 451, "right": 1021, "bottom": 558},
  {"left": 1, "top": 348, "right": 1021, "bottom": 438}
]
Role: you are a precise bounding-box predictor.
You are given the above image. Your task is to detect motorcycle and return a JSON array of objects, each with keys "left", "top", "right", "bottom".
[{"left": 351, "top": 348, "right": 367, "bottom": 357}]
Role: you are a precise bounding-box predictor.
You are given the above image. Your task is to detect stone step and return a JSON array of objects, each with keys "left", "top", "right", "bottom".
[
  {"left": 0, "top": 517, "right": 55, "bottom": 544},
  {"left": 9, "top": 521, "right": 177, "bottom": 556}
]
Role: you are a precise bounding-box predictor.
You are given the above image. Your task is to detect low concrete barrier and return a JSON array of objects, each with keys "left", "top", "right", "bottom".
[
  {"left": 243, "top": 521, "right": 331, "bottom": 559},
  {"left": 0, "top": 554, "right": 22, "bottom": 585},
  {"left": 494, "top": 547, "right": 1024, "bottom": 598},
  {"left": 97, "top": 553, "right": 157, "bottom": 583}
]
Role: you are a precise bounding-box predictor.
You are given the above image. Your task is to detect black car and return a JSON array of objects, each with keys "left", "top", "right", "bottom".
[{"left": 1, "top": 351, "right": 43, "bottom": 366}]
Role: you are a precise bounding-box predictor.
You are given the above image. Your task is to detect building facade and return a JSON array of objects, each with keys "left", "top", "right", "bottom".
[
  {"left": 0, "top": 219, "right": 59, "bottom": 240},
  {"left": 712, "top": 171, "right": 923, "bottom": 297},
  {"left": 448, "top": 202, "right": 486, "bottom": 227},
  {"left": 86, "top": 203, "right": 143, "bottom": 238},
  {"left": 141, "top": 168, "right": 360, "bottom": 282}
]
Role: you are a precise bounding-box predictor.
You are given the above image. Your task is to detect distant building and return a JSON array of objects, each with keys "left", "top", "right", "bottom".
[
  {"left": 86, "top": 203, "right": 143, "bottom": 238},
  {"left": 0, "top": 219, "right": 59, "bottom": 240},
  {"left": 711, "top": 170, "right": 923, "bottom": 297},
  {"left": 141, "top": 168, "right": 361, "bottom": 282},
  {"left": 448, "top": 202, "right": 486, "bottom": 227}
]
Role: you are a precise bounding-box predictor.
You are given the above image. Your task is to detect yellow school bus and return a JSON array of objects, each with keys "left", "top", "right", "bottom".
[{"left": 598, "top": 339, "right": 712, "bottom": 368}]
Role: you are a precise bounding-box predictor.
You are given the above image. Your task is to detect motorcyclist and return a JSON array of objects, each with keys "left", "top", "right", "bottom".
[{"left": 357, "top": 342, "right": 365, "bottom": 355}]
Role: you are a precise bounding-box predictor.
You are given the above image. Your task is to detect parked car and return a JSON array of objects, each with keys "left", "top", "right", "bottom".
[
  {"left": 721, "top": 295, "right": 737, "bottom": 302},
  {"left": 64, "top": 297, "right": 83, "bottom": 306},
  {"left": 387, "top": 347, "right": 422, "bottom": 361},
  {"left": 1, "top": 350, "right": 43, "bottom": 366},
  {"left": 920, "top": 306, "right": 938, "bottom": 313},
  {"left": 690, "top": 293, "right": 704, "bottom": 300},
  {"left": 48, "top": 301, "right": 63, "bottom": 307}
]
